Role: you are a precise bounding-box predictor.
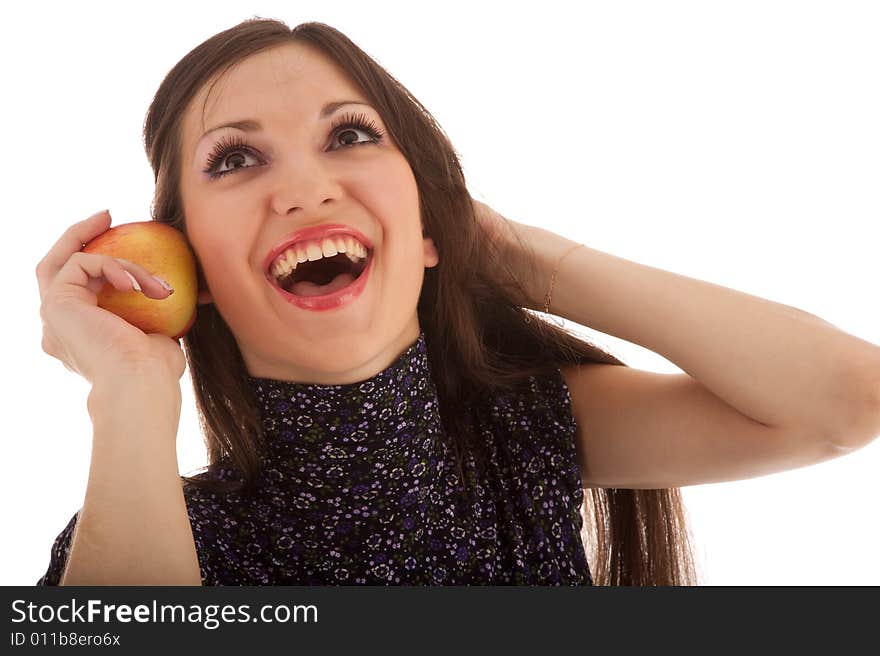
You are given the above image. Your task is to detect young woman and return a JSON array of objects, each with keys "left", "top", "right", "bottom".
[{"left": 35, "top": 18, "right": 880, "bottom": 586}]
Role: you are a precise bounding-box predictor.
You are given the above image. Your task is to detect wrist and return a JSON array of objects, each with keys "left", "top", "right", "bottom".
[
  {"left": 542, "top": 241, "right": 586, "bottom": 314},
  {"left": 88, "top": 365, "right": 182, "bottom": 424},
  {"left": 518, "top": 225, "right": 584, "bottom": 313}
]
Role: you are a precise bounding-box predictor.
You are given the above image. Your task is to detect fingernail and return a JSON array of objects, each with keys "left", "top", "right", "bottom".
[
  {"left": 89, "top": 209, "right": 110, "bottom": 220},
  {"left": 124, "top": 271, "right": 142, "bottom": 292},
  {"left": 153, "top": 275, "right": 174, "bottom": 294}
]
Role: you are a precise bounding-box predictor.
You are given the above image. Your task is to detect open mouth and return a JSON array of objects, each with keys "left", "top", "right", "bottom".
[{"left": 273, "top": 248, "right": 373, "bottom": 298}]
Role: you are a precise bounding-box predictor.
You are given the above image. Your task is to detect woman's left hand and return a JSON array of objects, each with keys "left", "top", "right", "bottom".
[
  {"left": 471, "top": 197, "right": 551, "bottom": 311},
  {"left": 471, "top": 198, "right": 512, "bottom": 247}
]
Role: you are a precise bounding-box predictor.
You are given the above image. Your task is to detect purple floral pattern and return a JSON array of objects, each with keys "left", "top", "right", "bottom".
[{"left": 37, "top": 332, "right": 592, "bottom": 586}]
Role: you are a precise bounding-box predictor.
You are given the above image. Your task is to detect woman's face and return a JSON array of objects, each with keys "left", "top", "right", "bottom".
[{"left": 178, "top": 43, "right": 439, "bottom": 384}]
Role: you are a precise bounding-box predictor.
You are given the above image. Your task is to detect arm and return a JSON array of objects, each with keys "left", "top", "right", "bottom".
[
  {"left": 526, "top": 226, "right": 880, "bottom": 451},
  {"left": 59, "top": 366, "right": 201, "bottom": 585}
]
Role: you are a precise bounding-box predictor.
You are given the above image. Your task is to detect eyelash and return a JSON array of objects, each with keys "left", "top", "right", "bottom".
[{"left": 202, "top": 111, "right": 386, "bottom": 179}]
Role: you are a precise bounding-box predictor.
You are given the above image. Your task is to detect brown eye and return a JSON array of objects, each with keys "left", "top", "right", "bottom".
[
  {"left": 203, "top": 134, "right": 263, "bottom": 179},
  {"left": 329, "top": 111, "right": 385, "bottom": 150},
  {"left": 334, "top": 127, "right": 373, "bottom": 148},
  {"left": 222, "top": 153, "right": 249, "bottom": 170}
]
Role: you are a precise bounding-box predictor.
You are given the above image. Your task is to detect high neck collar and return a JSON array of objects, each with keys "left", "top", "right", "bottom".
[{"left": 245, "top": 331, "right": 437, "bottom": 453}]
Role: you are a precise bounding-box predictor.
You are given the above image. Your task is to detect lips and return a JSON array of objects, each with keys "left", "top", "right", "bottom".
[
  {"left": 262, "top": 224, "right": 374, "bottom": 276},
  {"left": 270, "top": 246, "right": 375, "bottom": 311}
]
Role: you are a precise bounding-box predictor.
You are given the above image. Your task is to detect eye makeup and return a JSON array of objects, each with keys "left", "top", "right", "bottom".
[{"left": 202, "top": 111, "right": 386, "bottom": 180}]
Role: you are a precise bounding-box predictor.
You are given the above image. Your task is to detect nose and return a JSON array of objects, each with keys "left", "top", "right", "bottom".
[{"left": 269, "top": 151, "right": 342, "bottom": 216}]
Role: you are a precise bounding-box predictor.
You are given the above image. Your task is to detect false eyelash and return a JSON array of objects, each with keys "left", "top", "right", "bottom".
[
  {"left": 203, "top": 111, "right": 386, "bottom": 179},
  {"left": 332, "top": 111, "right": 385, "bottom": 143},
  {"left": 203, "top": 134, "right": 255, "bottom": 178}
]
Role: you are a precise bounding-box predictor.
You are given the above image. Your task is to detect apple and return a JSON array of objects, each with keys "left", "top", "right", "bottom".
[{"left": 82, "top": 221, "right": 198, "bottom": 339}]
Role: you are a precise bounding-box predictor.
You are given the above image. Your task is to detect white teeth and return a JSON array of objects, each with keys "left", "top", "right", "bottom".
[
  {"left": 305, "top": 242, "right": 323, "bottom": 262},
  {"left": 270, "top": 236, "right": 370, "bottom": 282}
]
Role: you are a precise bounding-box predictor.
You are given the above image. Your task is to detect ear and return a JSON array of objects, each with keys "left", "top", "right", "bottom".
[{"left": 422, "top": 227, "right": 439, "bottom": 268}]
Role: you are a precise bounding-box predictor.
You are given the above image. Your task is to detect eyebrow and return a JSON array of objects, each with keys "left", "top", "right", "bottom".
[{"left": 199, "top": 100, "right": 373, "bottom": 141}]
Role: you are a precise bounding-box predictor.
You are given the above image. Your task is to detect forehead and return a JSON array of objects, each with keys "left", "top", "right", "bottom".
[{"left": 182, "top": 43, "right": 361, "bottom": 149}]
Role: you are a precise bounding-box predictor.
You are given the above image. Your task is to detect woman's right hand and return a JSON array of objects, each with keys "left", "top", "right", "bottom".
[{"left": 36, "top": 209, "right": 186, "bottom": 385}]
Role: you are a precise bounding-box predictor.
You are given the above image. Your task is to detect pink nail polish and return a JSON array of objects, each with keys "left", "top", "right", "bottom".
[
  {"left": 124, "top": 271, "right": 142, "bottom": 292},
  {"left": 153, "top": 275, "right": 174, "bottom": 293}
]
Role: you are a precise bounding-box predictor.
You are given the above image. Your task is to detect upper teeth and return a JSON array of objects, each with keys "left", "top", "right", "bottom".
[{"left": 270, "top": 236, "right": 369, "bottom": 281}]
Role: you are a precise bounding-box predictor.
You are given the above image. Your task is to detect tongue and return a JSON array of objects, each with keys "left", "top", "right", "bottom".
[{"left": 289, "top": 272, "right": 356, "bottom": 297}]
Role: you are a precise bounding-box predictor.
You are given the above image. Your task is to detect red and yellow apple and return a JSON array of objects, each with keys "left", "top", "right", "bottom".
[{"left": 82, "top": 221, "right": 198, "bottom": 339}]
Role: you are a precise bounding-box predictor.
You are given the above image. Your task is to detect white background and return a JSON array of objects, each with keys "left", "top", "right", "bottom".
[{"left": 3, "top": 0, "right": 878, "bottom": 585}]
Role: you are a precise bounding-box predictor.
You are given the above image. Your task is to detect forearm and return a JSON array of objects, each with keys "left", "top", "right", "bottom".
[
  {"left": 61, "top": 370, "right": 201, "bottom": 585},
  {"left": 528, "top": 226, "right": 880, "bottom": 440}
]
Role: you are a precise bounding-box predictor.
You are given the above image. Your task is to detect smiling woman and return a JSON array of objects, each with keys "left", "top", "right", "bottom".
[
  {"left": 35, "top": 17, "right": 698, "bottom": 587},
  {"left": 175, "top": 38, "right": 436, "bottom": 374}
]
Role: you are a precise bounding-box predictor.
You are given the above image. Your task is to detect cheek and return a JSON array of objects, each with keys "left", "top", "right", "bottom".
[
  {"left": 378, "top": 179, "right": 421, "bottom": 254},
  {"left": 184, "top": 202, "right": 245, "bottom": 273},
  {"left": 189, "top": 230, "right": 237, "bottom": 287},
  {"left": 357, "top": 154, "right": 419, "bottom": 215}
]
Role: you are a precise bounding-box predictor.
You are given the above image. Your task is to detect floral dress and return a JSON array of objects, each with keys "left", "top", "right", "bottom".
[{"left": 37, "top": 332, "right": 592, "bottom": 586}]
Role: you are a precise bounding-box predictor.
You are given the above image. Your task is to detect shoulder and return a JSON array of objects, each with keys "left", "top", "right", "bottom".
[
  {"left": 473, "top": 366, "right": 583, "bottom": 488},
  {"left": 483, "top": 366, "right": 576, "bottom": 419}
]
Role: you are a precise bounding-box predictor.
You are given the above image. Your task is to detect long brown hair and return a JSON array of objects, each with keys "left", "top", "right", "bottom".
[{"left": 142, "top": 17, "right": 698, "bottom": 586}]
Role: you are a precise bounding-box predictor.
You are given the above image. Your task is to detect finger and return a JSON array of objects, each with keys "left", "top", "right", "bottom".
[
  {"left": 39, "top": 254, "right": 148, "bottom": 361},
  {"left": 36, "top": 209, "right": 112, "bottom": 299},
  {"left": 49, "top": 253, "right": 170, "bottom": 303},
  {"left": 114, "top": 258, "right": 174, "bottom": 298},
  {"left": 83, "top": 257, "right": 172, "bottom": 299},
  {"left": 52, "top": 252, "right": 138, "bottom": 299}
]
